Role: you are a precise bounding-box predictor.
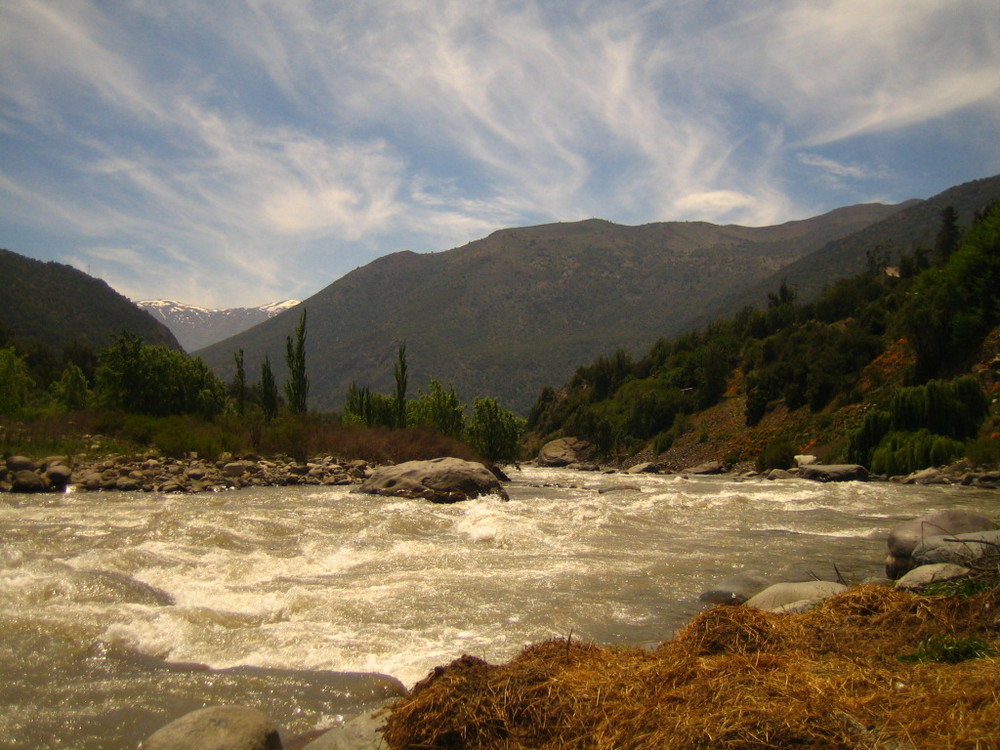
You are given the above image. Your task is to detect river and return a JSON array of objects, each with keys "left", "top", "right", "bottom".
[{"left": 1, "top": 466, "right": 996, "bottom": 748}]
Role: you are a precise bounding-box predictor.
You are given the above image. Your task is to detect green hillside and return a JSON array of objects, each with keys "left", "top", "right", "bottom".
[
  {"left": 527, "top": 195, "right": 1000, "bottom": 475},
  {"left": 0, "top": 249, "right": 179, "bottom": 352}
]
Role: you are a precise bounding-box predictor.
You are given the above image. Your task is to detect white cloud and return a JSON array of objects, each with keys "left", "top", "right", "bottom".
[
  {"left": 0, "top": 0, "right": 998, "bottom": 306},
  {"left": 796, "top": 154, "right": 878, "bottom": 180}
]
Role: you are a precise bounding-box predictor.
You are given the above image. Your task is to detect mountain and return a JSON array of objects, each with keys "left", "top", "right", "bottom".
[
  {"left": 700, "top": 174, "right": 1000, "bottom": 326},
  {"left": 138, "top": 299, "right": 300, "bottom": 352},
  {"left": 0, "top": 248, "right": 179, "bottom": 351},
  {"left": 197, "top": 202, "right": 904, "bottom": 414}
]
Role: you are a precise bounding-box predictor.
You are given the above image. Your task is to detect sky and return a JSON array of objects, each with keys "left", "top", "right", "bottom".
[{"left": 1, "top": 1, "right": 999, "bottom": 309}]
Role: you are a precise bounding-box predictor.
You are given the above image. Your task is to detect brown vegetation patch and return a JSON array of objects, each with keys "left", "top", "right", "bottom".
[{"left": 381, "top": 585, "right": 1000, "bottom": 749}]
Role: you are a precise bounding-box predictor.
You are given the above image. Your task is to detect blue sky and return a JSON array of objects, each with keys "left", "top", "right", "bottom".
[{"left": 2, "top": 0, "right": 998, "bottom": 308}]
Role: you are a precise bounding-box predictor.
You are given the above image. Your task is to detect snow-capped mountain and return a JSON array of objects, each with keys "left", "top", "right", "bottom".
[{"left": 137, "top": 299, "right": 299, "bottom": 352}]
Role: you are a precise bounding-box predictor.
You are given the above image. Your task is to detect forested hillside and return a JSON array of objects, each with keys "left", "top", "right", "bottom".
[
  {"left": 527, "top": 200, "right": 1000, "bottom": 475},
  {"left": 0, "top": 249, "right": 178, "bottom": 352}
]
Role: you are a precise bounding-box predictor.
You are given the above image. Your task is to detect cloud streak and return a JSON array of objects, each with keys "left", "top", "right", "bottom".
[{"left": 0, "top": 0, "right": 998, "bottom": 306}]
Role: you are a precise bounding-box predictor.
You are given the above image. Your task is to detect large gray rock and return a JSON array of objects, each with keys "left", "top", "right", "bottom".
[
  {"left": 536, "top": 437, "right": 591, "bottom": 467},
  {"left": 885, "top": 509, "right": 996, "bottom": 578},
  {"left": 354, "top": 457, "right": 508, "bottom": 503},
  {"left": 797, "top": 464, "right": 868, "bottom": 482},
  {"left": 744, "top": 581, "right": 847, "bottom": 613},
  {"left": 912, "top": 529, "right": 1000, "bottom": 569},
  {"left": 141, "top": 705, "right": 282, "bottom": 750}
]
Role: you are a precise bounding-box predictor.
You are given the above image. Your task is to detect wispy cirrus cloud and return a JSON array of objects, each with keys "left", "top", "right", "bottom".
[{"left": 0, "top": 0, "right": 997, "bottom": 306}]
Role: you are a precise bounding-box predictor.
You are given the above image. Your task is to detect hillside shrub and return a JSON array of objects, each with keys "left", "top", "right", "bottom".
[{"left": 756, "top": 440, "right": 796, "bottom": 472}]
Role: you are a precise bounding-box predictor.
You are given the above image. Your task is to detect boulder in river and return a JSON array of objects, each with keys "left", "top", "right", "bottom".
[
  {"left": 536, "top": 437, "right": 591, "bottom": 467},
  {"left": 141, "top": 705, "right": 282, "bottom": 750},
  {"left": 797, "top": 464, "right": 868, "bottom": 482},
  {"left": 885, "top": 509, "right": 996, "bottom": 578},
  {"left": 354, "top": 457, "right": 509, "bottom": 503}
]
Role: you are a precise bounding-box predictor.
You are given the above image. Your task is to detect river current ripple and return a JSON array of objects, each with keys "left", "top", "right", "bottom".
[{"left": 1, "top": 466, "right": 997, "bottom": 748}]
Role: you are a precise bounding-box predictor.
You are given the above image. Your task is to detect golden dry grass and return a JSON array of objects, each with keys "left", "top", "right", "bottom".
[{"left": 381, "top": 584, "right": 1000, "bottom": 749}]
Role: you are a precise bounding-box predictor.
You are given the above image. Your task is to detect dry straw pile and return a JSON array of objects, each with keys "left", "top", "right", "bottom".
[{"left": 382, "top": 583, "right": 1000, "bottom": 749}]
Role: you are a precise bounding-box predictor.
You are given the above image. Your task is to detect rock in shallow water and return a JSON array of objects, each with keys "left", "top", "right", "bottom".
[{"left": 353, "top": 457, "right": 508, "bottom": 503}]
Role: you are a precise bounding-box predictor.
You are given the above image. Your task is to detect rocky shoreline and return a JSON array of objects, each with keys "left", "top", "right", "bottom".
[{"left": 0, "top": 452, "right": 371, "bottom": 494}]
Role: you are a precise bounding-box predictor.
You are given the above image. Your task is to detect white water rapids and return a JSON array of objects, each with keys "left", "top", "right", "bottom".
[{"left": 2, "top": 466, "right": 997, "bottom": 748}]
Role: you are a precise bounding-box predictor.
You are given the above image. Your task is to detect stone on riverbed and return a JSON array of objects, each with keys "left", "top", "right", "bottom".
[
  {"left": 354, "top": 457, "right": 509, "bottom": 503},
  {"left": 141, "top": 705, "right": 282, "bottom": 750}
]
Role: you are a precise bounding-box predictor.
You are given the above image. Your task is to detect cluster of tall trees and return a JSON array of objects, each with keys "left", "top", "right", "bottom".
[
  {"left": 528, "top": 201, "right": 1000, "bottom": 467},
  {"left": 343, "top": 344, "right": 524, "bottom": 465}
]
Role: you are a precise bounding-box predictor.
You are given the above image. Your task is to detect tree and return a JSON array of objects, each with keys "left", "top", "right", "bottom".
[
  {"left": 232, "top": 349, "right": 247, "bottom": 416},
  {"left": 466, "top": 397, "right": 524, "bottom": 466},
  {"left": 934, "top": 206, "right": 961, "bottom": 265},
  {"left": 284, "top": 309, "right": 308, "bottom": 414},
  {"left": 409, "top": 379, "right": 464, "bottom": 437},
  {"left": 260, "top": 356, "right": 278, "bottom": 421},
  {"left": 394, "top": 342, "right": 408, "bottom": 429},
  {"left": 96, "top": 333, "right": 226, "bottom": 418},
  {"left": 51, "top": 362, "right": 90, "bottom": 411},
  {"left": 0, "top": 347, "right": 33, "bottom": 414}
]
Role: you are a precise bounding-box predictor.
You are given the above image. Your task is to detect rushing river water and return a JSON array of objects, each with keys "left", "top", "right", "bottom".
[{"left": 2, "top": 466, "right": 998, "bottom": 748}]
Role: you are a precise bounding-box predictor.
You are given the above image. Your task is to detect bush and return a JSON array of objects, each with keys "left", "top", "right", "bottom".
[{"left": 756, "top": 440, "right": 796, "bottom": 472}]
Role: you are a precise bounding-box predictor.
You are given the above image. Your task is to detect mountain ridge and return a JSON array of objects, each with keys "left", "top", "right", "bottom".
[
  {"left": 196, "top": 201, "right": 909, "bottom": 414},
  {"left": 138, "top": 299, "right": 300, "bottom": 352}
]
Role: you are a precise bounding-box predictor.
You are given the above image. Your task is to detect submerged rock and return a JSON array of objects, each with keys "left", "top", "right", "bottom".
[
  {"left": 354, "top": 457, "right": 509, "bottom": 503},
  {"left": 699, "top": 570, "right": 771, "bottom": 605}
]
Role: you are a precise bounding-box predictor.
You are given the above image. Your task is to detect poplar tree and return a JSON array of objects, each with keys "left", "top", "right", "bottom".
[
  {"left": 284, "top": 310, "right": 308, "bottom": 414},
  {"left": 394, "top": 342, "right": 408, "bottom": 429},
  {"left": 260, "top": 356, "right": 278, "bottom": 421}
]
